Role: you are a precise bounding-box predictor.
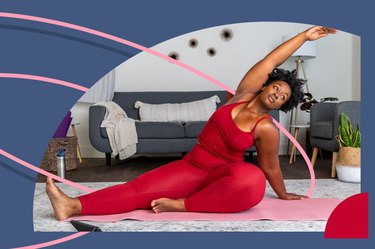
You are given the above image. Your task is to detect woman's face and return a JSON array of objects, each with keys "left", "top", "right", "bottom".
[{"left": 260, "top": 80, "right": 292, "bottom": 110}]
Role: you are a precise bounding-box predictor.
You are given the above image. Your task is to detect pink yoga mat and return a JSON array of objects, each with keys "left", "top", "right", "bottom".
[{"left": 66, "top": 198, "right": 341, "bottom": 222}]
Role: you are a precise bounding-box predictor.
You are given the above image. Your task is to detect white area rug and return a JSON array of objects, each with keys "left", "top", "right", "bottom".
[{"left": 33, "top": 179, "right": 360, "bottom": 232}]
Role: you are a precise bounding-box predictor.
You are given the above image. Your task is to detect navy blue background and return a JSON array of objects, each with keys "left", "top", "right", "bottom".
[{"left": 0, "top": 0, "right": 372, "bottom": 248}]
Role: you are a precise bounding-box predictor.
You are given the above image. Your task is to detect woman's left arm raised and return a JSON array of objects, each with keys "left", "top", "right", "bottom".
[{"left": 254, "top": 121, "right": 307, "bottom": 200}]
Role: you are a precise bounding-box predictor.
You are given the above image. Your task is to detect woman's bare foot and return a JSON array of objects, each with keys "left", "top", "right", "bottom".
[
  {"left": 151, "top": 198, "right": 186, "bottom": 213},
  {"left": 46, "top": 177, "right": 82, "bottom": 221}
]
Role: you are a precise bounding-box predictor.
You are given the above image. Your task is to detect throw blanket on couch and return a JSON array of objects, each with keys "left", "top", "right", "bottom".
[{"left": 95, "top": 102, "right": 138, "bottom": 160}]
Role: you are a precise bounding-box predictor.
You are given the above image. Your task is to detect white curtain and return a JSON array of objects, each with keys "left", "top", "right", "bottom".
[{"left": 78, "top": 70, "right": 116, "bottom": 103}]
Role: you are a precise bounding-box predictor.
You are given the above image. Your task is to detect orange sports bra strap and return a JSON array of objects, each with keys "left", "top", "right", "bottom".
[{"left": 252, "top": 115, "right": 273, "bottom": 132}]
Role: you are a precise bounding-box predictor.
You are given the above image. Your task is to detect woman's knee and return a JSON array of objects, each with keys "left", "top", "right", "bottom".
[
  {"left": 228, "top": 164, "right": 266, "bottom": 208},
  {"left": 229, "top": 163, "right": 266, "bottom": 186}
]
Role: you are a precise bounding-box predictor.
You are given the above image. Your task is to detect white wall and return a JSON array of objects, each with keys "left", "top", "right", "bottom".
[{"left": 71, "top": 22, "right": 360, "bottom": 157}]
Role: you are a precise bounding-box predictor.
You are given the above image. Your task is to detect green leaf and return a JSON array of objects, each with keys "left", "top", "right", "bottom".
[
  {"left": 338, "top": 112, "right": 361, "bottom": 148},
  {"left": 353, "top": 125, "right": 361, "bottom": 148}
]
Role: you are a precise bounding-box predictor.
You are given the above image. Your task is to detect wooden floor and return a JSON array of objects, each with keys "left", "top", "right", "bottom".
[{"left": 37, "top": 154, "right": 333, "bottom": 182}]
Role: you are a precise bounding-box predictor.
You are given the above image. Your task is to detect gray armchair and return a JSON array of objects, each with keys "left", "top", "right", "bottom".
[{"left": 309, "top": 101, "right": 360, "bottom": 177}]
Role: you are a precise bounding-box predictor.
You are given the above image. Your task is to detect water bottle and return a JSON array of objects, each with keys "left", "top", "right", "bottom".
[{"left": 56, "top": 149, "right": 66, "bottom": 178}]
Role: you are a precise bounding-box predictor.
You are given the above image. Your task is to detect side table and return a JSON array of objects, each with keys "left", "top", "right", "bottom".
[{"left": 289, "top": 124, "right": 309, "bottom": 164}]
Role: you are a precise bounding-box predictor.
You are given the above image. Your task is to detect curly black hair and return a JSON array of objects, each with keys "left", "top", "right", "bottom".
[{"left": 262, "top": 68, "right": 305, "bottom": 112}]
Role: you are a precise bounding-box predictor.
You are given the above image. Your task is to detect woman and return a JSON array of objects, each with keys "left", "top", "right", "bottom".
[{"left": 47, "top": 26, "right": 336, "bottom": 220}]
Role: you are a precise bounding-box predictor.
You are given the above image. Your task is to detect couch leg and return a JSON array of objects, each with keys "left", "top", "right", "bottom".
[
  {"left": 105, "top": 153, "right": 111, "bottom": 166},
  {"left": 245, "top": 152, "right": 254, "bottom": 162}
]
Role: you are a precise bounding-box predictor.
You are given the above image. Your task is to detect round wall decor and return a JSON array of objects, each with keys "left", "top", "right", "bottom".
[
  {"left": 188, "top": 38, "right": 198, "bottom": 48},
  {"left": 207, "top": 47, "right": 217, "bottom": 57},
  {"left": 168, "top": 51, "right": 180, "bottom": 60},
  {"left": 220, "top": 28, "right": 234, "bottom": 41}
]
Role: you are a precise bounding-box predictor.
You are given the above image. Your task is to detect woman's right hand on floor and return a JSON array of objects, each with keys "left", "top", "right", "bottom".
[{"left": 279, "top": 192, "right": 308, "bottom": 200}]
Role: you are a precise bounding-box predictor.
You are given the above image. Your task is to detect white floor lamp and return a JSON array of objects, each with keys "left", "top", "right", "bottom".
[{"left": 282, "top": 34, "right": 316, "bottom": 158}]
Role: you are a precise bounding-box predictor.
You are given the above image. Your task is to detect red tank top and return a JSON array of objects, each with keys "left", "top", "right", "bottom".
[{"left": 198, "top": 101, "right": 272, "bottom": 162}]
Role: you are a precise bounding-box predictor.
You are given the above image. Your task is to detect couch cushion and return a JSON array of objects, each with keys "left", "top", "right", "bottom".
[
  {"left": 184, "top": 121, "right": 206, "bottom": 138},
  {"left": 136, "top": 121, "right": 185, "bottom": 139},
  {"left": 310, "top": 121, "right": 334, "bottom": 139}
]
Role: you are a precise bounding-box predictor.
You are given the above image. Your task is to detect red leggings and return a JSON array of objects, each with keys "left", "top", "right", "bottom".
[{"left": 78, "top": 145, "right": 266, "bottom": 215}]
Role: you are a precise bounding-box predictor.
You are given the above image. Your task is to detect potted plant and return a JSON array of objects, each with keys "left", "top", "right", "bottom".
[
  {"left": 300, "top": 93, "right": 339, "bottom": 112},
  {"left": 335, "top": 112, "right": 361, "bottom": 183}
]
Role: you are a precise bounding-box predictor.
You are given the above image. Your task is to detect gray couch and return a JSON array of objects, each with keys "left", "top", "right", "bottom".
[{"left": 89, "top": 91, "right": 279, "bottom": 165}]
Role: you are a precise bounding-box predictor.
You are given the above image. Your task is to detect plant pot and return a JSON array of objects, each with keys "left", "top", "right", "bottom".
[
  {"left": 336, "top": 147, "right": 361, "bottom": 183},
  {"left": 337, "top": 147, "right": 361, "bottom": 166},
  {"left": 336, "top": 165, "right": 361, "bottom": 183}
]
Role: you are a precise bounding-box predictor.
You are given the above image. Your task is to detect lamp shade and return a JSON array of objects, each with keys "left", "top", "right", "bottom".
[{"left": 282, "top": 34, "right": 316, "bottom": 60}]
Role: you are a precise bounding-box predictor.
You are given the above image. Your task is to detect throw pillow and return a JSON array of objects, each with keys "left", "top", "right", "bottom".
[{"left": 134, "top": 95, "right": 221, "bottom": 122}]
